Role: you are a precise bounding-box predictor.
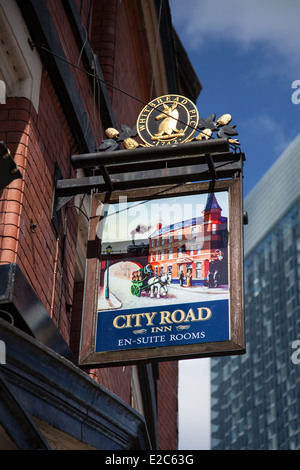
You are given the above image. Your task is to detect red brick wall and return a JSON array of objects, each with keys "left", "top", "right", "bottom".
[
  {"left": 0, "top": 0, "right": 178, "bottom": 450},
  {"left": 0, "top": 72, "right": 77, "bottom": 343},
  {"left": 0, "top": 98, "right": 32, "bottom": 266},
  {"left": 157, "top": 361, "right": 178, "bottom": 449},
  {"left": 91, "top": 0, "right": 152, "bottom": 129},
  {"left": 45, "top": 0, "right": 103, "bottom": 148}
]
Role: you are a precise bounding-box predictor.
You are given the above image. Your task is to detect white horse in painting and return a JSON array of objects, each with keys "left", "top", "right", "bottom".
[{"left": 148, "top": 273, "right": 172, "bottom": 299}]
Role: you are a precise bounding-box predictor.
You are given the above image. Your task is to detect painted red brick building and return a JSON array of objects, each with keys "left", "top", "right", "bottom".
[
  {"left": 149, "top": 192, "right": 228, "bottom": 287},
  {"left": 0, "top": 0, "right": 200, "bottom": 450}
]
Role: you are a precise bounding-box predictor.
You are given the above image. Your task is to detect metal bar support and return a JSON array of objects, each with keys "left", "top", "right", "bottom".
[{"left": 71, "top": 139, "right": 230, "bottom": 169}]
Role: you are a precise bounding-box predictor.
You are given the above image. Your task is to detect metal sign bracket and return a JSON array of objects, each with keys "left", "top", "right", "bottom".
[{"left": 51, "top": 139, "right": 244, "bottom": 224}]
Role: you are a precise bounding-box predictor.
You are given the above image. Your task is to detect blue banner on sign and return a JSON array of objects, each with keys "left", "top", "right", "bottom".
[{"left": 95, "top": 299, "right": 229, "bottom": 353}]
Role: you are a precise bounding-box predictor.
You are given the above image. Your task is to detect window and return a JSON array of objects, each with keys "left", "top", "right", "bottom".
[
  {"left": 0, "top": 1, "right": 42, "bottom": 112},
  {"left": 168, "top": 249, "right": 173, "bottom": 259},
  {"left": 196, "top": 262, "right": 201, "bottom": 278}
]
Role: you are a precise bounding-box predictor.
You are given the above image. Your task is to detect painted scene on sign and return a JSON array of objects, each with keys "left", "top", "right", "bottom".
[{"left": 98, "top": 191, "right": 229, "bottom": 311}]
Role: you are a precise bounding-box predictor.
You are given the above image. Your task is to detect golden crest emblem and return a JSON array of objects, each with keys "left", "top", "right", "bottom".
[{"left": 136, "top": 94, "right": 199, "bottom": 147}]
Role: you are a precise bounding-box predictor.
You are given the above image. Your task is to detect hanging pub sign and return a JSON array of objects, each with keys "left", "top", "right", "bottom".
[
  {"left": 79, "top": 180, "right": 245, "bottom": 367},
  {"left": 78, "top": 94, "right": 245, "bottom": 367}
]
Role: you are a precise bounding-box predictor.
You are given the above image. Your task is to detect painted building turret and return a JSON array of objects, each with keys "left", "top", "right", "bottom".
[
  {"left": 202, "top": 192, "right": 223, "bottom": 252},
  {"left": 148, "top": 192, "right": 228, "bottom": 286}
]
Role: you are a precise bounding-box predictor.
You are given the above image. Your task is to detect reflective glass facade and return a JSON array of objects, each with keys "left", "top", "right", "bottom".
[{"left": 211, "top": 133, "right": 300, "bottom": 449}]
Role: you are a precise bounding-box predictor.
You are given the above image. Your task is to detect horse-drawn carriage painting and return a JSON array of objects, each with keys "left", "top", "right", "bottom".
[{"left": 131, "top": 266, "right": 172, "bottom": 299}]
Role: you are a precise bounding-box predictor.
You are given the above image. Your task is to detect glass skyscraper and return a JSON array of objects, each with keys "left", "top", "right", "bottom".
[{"left": 211, "top": 133, "right": 300, "bottom": 450}]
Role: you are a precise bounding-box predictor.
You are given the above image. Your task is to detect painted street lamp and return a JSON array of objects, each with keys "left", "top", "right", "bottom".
[{"left": 105, "top": 245, "right": 112, "bottom": 299}]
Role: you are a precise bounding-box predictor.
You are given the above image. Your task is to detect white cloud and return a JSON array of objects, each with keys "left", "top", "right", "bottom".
[{"left": 170, "top": 0, "right": 300, "bottom": 73}]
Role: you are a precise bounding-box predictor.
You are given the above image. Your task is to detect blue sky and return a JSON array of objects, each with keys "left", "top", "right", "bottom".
[
  {"left": 170, "top": 0, "right": 300, "bottom": 197},
  {"left": 169, "top": 0, "right": 300, "bottom": 450}
]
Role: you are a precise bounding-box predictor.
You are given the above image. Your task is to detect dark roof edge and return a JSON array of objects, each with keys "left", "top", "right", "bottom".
[{"left": 0, "top": 320, "right": 151, "bottom": 449}]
